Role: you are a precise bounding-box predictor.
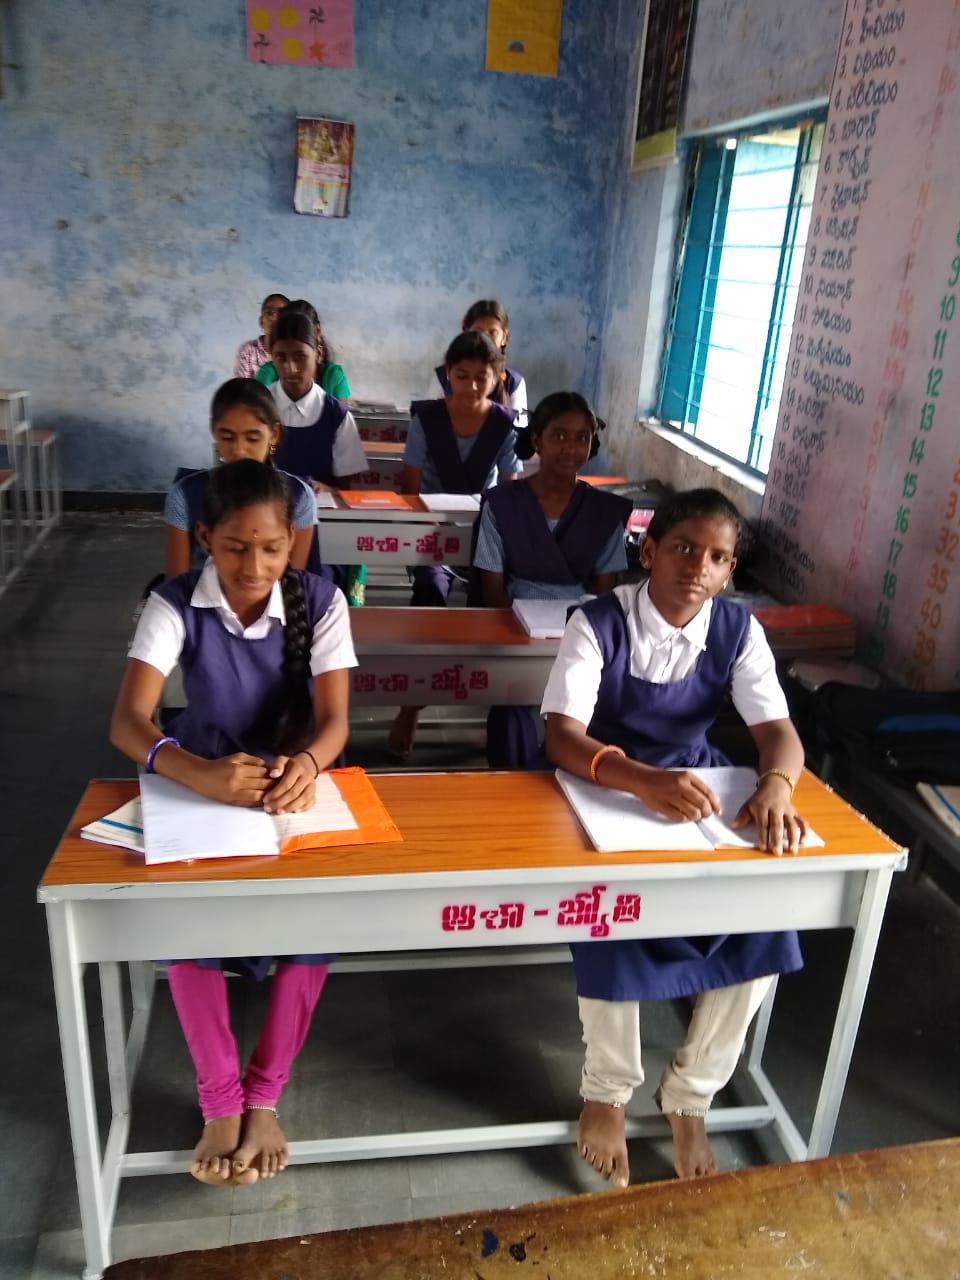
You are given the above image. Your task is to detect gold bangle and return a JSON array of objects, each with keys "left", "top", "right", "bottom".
[
  {"left": 590, "top": 744, "right": 626, "bottom": 784},
  {"left": 757, "top": 768, "right": 796, "bottom": 797}
]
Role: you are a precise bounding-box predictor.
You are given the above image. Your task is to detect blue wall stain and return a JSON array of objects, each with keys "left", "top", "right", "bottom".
[
  {"left": 480, "top": 1228, "right": 499, "bottom": 1257},
  {"left": 0, "top": 0, "right": 632, "bottom": 490}
]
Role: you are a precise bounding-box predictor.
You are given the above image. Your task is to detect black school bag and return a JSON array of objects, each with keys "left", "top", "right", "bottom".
[{"left": 812, "top": 683, "right": 960, "bottom": 785}]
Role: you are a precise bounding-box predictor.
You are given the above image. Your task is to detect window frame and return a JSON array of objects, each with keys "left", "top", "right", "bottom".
[{"left": 656, "top": 113, "right": 826, "bottom": 476}]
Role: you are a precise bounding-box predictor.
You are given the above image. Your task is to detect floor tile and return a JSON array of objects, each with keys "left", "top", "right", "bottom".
[{"left": 227, "top": 1197, "right": 414, "bottom": 1245}]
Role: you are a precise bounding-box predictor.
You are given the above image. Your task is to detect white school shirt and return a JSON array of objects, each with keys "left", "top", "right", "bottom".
[
  {"left": 540, "top": 581, "right": 788, "bottom": 728},
  {"left": 270, "top": 382, "right": 368, "bottom": 477},
  {"left": 129, "top": 559, "right": 358, "bottom": 678}
]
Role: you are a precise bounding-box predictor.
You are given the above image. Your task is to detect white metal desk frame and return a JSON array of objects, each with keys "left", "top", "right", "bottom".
[
  {"left": 43, "top": 840, "right": 904, "bottom": 1279},
  {"left": 318, "top": 503, "right": 477, "bottom": 567},
  {"left": 352, "top": 610, "right": 559, "bottom": 707}
]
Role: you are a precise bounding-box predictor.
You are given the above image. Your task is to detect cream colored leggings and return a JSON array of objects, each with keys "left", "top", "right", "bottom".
[{"left": 579, "top": 976, "right": 774, "bottom": 1114}]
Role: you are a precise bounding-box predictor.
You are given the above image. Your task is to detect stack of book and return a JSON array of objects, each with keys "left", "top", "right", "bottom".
[{"left": 752, "top": 604, "right": 856, "bottom": 659}]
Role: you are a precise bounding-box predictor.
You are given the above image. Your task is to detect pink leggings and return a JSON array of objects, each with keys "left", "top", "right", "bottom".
[{"left": 167, "top": 961, "right": 328, "bottom": 1121}]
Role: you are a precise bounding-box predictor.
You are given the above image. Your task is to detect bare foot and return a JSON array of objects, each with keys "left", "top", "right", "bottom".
[
  {"left": 388, "top": 706, "right": 421, "bottom": 757},
  {"left": 190, "top": 1115, "right": 242, "bottom": 1186},
  {"left": 231, "top": 1109, "right": 288, "bottom": 1183},
  {"left": 577, "top": 1100, "right": 630, "bottom": 1188},
  {"left": 664, "top": 1111, "right": 717, "bottom": 1178}
]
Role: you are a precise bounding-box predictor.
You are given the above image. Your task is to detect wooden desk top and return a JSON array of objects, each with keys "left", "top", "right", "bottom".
[
  {"left": 103, "top": 1137, "right": 960, "bottom": 1279},
  {"left": 40, "top": 771, "right": 902, "bottom": 893},
  {"left": 351, "top": 607, "right": 555, "bottom": 651}
]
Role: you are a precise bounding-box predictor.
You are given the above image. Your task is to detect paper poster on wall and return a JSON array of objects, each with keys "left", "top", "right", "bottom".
[
  {"left": 631, "top": 0, "right": 694, "bottom": 170},
  {"left": 485, "top": 0, "right": 563, "bottom": 77},
  {"left": 247, "top": 1, "right": 353, "bottom": 68},
  {"left": 294, "top": 117, "right": 354, "bottom": 217}
]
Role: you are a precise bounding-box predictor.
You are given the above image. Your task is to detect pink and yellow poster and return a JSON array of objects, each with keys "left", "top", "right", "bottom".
[{"left": 247, "top": 1, "right": 353, "bottom": 68}]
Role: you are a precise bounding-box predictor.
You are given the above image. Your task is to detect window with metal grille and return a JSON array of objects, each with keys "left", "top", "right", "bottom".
[{"left": 658, "top": 120, "right": 824, "bottom": 474}]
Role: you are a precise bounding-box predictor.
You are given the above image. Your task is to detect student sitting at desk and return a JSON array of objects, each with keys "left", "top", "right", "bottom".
[
  {"left": 542, "top": 487, "right": 808, "bottom": 1187},
  {"left": 269, "top": 310, "right": 366, "bottom": 490},
  {"left": 390, "top": 330, "right": 521, "bottom": 755},
  {"left": 473, "top": 391, "right": 630, "bottom": 768},
  {"left": 111, "top": 459, "right": 356, "bottom": 1188},
  {"left": 426, "top": 298, "right": 528, "bottom": 430},
  {"left": 163, "top": 378, "right": 317, "bottom": 577},
  {"left": 233, "top": 292, "right": 289, "bottom": 379},
  {"left": 256, "top": 298, "right": 352, "bottom": 401}
]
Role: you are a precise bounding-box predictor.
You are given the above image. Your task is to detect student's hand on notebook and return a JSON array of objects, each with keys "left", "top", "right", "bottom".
[
  {"left": 634, "top": 769, "right": 721, "bottom": 823},
  {"left": 195, "top": 753, "right": 270, "bottom": 807},
  {"left": 263, "top": 754, "right": 316, "bottom": 814},
  {"left": 732, "top": 780, "right": 807, "bottom": 855},
  {"left": 311, "top": 480, "right": 334, "bottom": 494}
]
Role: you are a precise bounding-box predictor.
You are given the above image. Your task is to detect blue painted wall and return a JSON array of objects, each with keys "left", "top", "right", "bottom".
[{"left": 0, "top": 0, "right": 629, "bottom": 490}]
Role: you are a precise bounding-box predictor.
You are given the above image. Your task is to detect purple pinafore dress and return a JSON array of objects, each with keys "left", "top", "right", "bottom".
[
  {"left": 273, "top": 394, "right": 347, "bottom": 489},
  {"left": 570, "top": 591, "right": 803, "bottom": 1001},
  {"left": 481, "top": 480, "right": 632, "bottom": 769},
  {"left": 156, "top": 569, "right": 339, "bottom": 980},
  {"left": 408, "top": 399, "right": 516, "bottom": 607}
]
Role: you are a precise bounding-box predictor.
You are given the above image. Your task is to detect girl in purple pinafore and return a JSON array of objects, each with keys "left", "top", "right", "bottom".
[
  {"left": 542, "top": 488, "right": 810, "bottom": 1189},
  {"left": 111, "top": 459, "right": 356, "bottom": 1189}
]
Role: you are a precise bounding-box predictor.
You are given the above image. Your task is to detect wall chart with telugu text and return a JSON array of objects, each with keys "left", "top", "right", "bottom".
[{"left": 759, "top": 0, "right": 960, "bottom": 690}]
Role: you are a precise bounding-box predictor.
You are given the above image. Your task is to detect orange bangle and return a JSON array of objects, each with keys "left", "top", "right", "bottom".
[{"left": 590, "top": 744, "right": 626, "bottom": 784}]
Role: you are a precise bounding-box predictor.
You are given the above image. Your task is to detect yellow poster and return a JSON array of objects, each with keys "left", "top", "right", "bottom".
[{"left": 485, "top": 0, "right": 563, "bottom": 77}]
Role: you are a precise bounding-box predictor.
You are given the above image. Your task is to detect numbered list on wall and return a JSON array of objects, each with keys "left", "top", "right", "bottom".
[{"left": 760, "top": 0, "right": 960, "bottom": 689}]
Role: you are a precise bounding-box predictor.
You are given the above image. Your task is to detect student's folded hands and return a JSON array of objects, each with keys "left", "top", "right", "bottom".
[{"left": 263, "top": 753, "right": 317, "bottom": 813}]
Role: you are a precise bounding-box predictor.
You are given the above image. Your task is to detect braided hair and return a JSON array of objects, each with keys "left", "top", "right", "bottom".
[{"left": 201, "top": 459, "right": 314, "bottom": 755}]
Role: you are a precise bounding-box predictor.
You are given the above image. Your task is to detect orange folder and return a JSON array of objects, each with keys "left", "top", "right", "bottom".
[
  {"left": 280, "top": 767, "right": 403, "bottom": 853},
  {"left": 336, "top": 490, "right": 417, "bottom": 510}
]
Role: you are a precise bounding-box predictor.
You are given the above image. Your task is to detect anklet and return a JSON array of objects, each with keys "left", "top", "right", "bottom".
[
  {"left": 665, "top": 1105, "right": 707, "bottom": 1117},
  {"left": 246, "top": 1104, "right": 278, "bottom": 1115}
]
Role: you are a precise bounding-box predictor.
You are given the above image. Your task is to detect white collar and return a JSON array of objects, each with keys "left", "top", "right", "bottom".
[
  {"left": 635, "top": 579, "right": 711, "bottom": 652},
  {"left": 190, "top": 557, "right": 286, "bottom": 626},
  {"left": 273, "top": 380, "right": 324, "bottom": 419}
]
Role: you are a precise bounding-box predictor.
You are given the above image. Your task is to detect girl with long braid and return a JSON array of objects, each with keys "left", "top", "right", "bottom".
[{"left": 110, "top": 459, "right": 356, "bottom": 1188}]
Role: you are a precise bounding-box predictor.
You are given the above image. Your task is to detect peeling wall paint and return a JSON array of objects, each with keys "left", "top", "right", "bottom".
[{"left": 0, "top": 0, "right": 629, "bottom": 490}]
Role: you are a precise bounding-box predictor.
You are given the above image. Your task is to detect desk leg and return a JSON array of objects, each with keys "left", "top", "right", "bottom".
[
  {"left": 806, "top": 866, "right": 895, "bottom": 1159},
  {"left": 47, "top": 904, "right": 112, "bottom": 1280}
]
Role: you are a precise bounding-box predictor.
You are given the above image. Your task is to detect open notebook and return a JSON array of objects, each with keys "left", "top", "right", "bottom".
[
  {"left": 81, "top": 768, "right": 401, "bottom": 865},
  {"left": 556, "top": 767, "right": 823, "bottom": 853}
]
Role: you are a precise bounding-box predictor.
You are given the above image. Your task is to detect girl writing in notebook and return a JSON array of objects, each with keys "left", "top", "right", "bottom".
[
  {"left": 541, "top": 488, "right": 808, "bottom": 1188},
  {"left": 268, "top": 310, "right": 366, "bottom": 490},
  {"left": 391, "top": 330, "right": 521, "bottom": 754},
  {"left": 111, "top": 459, "right": 356, "bottom": 1187},
  {"left": 163, "top": 378, "right": 316, "bottom": 577},
  {"left": 428, "top": 299, "right": 528, "bottom": 429},
  {"left": 472, "top": 392, "right": 630, "bottom": 767}
]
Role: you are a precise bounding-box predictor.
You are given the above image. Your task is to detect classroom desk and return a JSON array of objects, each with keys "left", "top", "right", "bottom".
[
  {"left": 359, "top": 440, "right": 404, "bottom": 490},
  {"left": 351, "top": 606, "right": 557, "bottom": 704},
  {"left": 353, "top": 409, "right": 409, "bottom": 443},
  {"left": 318, "top": 495, "right": 476, "bottom": 567},
  {"left": 40, "top": 771, "right": 903, "bottom": 1279},
  {"left": 103, "top": 1137, "right": 960, "bottom": 1279}
]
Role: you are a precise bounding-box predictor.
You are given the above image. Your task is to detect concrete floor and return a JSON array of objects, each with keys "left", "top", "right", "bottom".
[{"left": 2, "top": 516, "right": 958, "bottom": 1278}]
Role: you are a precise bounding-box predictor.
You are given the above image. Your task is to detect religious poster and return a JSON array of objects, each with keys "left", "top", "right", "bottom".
[
  {"left": 247, "top": 0, "right": 353, "bottom": 69},
  {"left": 632, "top": 0, "right": 695, "bottom": 170},
  {"left": 294, "top": 117, "right": 354, "bottom": 218},
  {"left": 485, "top": 0, "right": 564, "bottom": 77}
]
